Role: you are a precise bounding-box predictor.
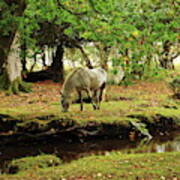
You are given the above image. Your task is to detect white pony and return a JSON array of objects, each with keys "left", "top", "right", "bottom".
[{"left": 60, "top": 67, "right": 107, "bottom": 112}]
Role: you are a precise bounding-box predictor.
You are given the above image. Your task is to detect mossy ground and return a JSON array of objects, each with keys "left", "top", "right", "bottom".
[
  {"left": 0, "top": 152, "right": 179, "bottom": 180},
  {"left": 0, "top": 79, "right": 179, "bottom": 124},
  {"left": 0, "top": 73, "right": 180, "bottom": 180},
  {"left": 0, "top": 74, "right": 31, "bottom": 95},
  {"left": 5, "top": 155, "right": 62, "bottom": 174},
  {"left": 0, "top": 78, "right": 180, "bottom": 140}
]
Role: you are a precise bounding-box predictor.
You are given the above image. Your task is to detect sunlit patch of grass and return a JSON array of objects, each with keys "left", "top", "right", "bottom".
[
  {"left": 6, "top": 155, "right": 62, "bottom": 174},
  {"left": 1, "top": 95, "right": 180, "bottom": 127}
]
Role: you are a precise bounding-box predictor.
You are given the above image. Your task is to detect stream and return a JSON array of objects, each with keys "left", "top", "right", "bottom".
[{"left": 0, "top": 131, "right": 179, "bottom": 171}]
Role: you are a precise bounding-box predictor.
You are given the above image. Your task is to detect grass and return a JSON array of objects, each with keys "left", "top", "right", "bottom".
[
  {"left": 6, "top": 155, "right": 62, "bottom": 174},
  {"left": 1, "top": 152, "right": 179, "bottom": 180},
  {"left": 0, "top": 78, "right": 180, "bottom": 134},
  {"left": 1, "top": 98, "right": 180, "bottom": 128}
]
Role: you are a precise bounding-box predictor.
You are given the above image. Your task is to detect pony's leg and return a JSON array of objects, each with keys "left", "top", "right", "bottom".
[
  {"left": 93, "top": 90, "right": 100, "bottom": 110},
  {"left": 98, "top": 83, "right": 106, "bottom": 109},
  {"left": 78, "top": 91, "right": 83, "bottom": 111},
  {"left": 97, "top": 90, "right": 101, "bottom": 109},
  {"left": 86, "top": 89, "right": 97, "bottom": 110}
]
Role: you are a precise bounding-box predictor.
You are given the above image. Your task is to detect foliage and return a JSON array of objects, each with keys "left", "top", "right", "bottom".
[
  {"left": 0, "top": 0, "right": 179, "bottom": 83},
  {"left": 2, "top": 0, "right": 179, "bottom": 52}
]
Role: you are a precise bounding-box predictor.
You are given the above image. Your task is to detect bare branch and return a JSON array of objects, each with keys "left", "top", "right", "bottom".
[
  {"left": 77, "top": 45, "right": 93, "bottom": 69},
  {"left": 172, "top": 53, "right": 180, "bottom": 60}
]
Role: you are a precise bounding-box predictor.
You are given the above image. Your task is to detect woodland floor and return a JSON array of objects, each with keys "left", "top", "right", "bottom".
[
  {"left": 0, "top": 72, "right": 180, "bottom": 179},
  {"left": 0, "top": 78, "right": 179, "bottom": 120},
  {"left": 0, "top": 75, "right": 180, "bottom": 140}
]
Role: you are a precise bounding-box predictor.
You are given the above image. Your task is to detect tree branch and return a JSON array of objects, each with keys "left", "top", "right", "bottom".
[
  {"left": 77, "top": 45, "right": 93, "bottom": 69},
  {"left": 172, "top": 52, "right": 180, "bottom": 60}
]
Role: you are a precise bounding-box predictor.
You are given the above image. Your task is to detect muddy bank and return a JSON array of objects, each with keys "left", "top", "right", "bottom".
[{"left": 0, "top": 113, "right": 179, "bottom": 145}]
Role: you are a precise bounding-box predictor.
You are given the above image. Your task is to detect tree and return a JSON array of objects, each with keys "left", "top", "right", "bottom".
[
  {"left": 51, "top": 43, "right": 64, "bottom": 82},
  {"left": 159, "top": 41, "right": 179, "bottom": 69},
  {"left": 0, "top": 0, "right": 179, "bottom": 93},
  {"left": 0, "top": 0, "right": 29, "bottom": 93}
]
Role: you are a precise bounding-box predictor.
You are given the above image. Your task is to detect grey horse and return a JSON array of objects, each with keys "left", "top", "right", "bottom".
[{"left": 60, "top": 67, "right": 107, "bottom": 112}]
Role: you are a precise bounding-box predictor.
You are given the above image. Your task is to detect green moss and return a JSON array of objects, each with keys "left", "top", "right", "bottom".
[
  {"left": 7, "top": 155, "right": 62, "bottom": 173},
  {"left": 1, "top": 99, "right": 180, "bottom": 128},
  {"left": 0, "top": 73, "right": 32, "bottom": 95},
  {"left": 19, "top": 80, "right": 32, "bottom": 93},
  {"left": 7, "top": 77, "right": 32, "bottom": 95},
  {"left": 0, "top": 73, "right": 9, "bottom": 90}
]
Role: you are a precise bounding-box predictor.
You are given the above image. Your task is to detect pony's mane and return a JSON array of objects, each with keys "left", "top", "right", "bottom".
[{"left": 63, "top": 67, "right": 84, "bottom": 89}]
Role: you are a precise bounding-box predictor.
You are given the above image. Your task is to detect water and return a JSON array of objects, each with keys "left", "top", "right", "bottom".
[{"left": 0, "top": 131, "right": 179, "bottom": 170}]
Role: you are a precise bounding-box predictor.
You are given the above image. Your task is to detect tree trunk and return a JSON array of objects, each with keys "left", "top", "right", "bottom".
[
  {"left": 29, "top": 53, "right": 37, "bottom": 73},
  {"left": 0, "top": 0, "right": 29, "bottom": 93},
  {"left": 0, "top": 33, "right": 15, "bottom": 74},
  {"left": 0, "top": 32, "right": 31, "bottom": 94},
  {"left": 42, "top": 49, "right": 47, "bottom": 68},
  {"left": 51, "top": 44, "right": 64, "bottom": 82},
  {"left": 159, "top": 41, "right": 176, "bottom": 70},
  {"left": 0, "top": 0, "right": 26, "bottom": 67},
  {"left": 21, "top": 40, "right": 27, "bottom": 72},
  {"left": 6, "top": 32, "right": 22, "bottom": 82}
]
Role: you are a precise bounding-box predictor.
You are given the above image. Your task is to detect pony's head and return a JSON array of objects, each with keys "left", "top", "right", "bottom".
[{"left": 60, "top": 92, "right": 70, "bottom": 112}]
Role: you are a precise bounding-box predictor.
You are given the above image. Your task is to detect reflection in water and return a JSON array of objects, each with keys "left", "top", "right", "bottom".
[
  {"left": 124, "top": 133, "right": 180, "bottom": 154},
  {"left": 156, "top": 145, "right": 166, "bottom": 153},
  {"left": 0, "top": 132, "right": 179, "bottom": 169},
  {"left": 156, "top": 142, "right": 180, "bottom": 153},
  {"left": 124, "top": 132, "right": 180, "bottom": 154}
]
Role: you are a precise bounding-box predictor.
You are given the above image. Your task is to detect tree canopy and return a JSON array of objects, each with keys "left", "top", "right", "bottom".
[
  {"left": 0, "top": 0, "right": 179, "bottom": 92},
  {"left": 1, "top": 0, "right": 179, "bottom": 50}
]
